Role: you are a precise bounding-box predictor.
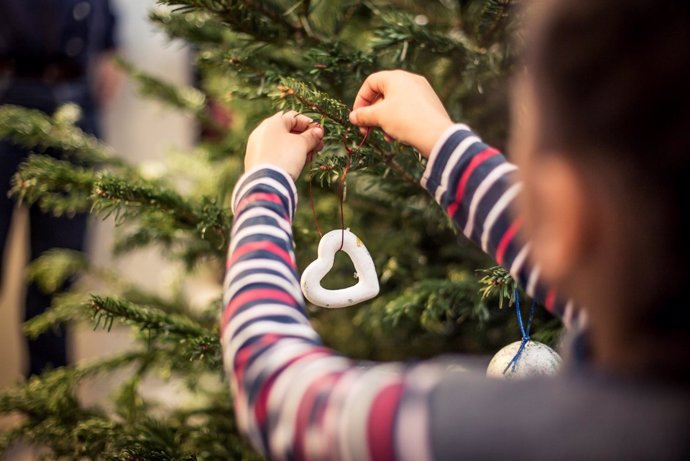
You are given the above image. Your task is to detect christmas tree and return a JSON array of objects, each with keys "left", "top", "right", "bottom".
[{"left": 0, "top": 0, "right": 560, "bottom": 458}]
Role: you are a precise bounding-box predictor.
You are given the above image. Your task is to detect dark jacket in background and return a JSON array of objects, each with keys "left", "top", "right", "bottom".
[{"left": 0, "top": 0, "right": 118, "bottom": 376}]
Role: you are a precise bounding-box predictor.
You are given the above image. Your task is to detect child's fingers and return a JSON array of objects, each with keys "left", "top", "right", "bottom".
[
  {"left": 278, "top": 110, "right": 314, "bottom": 133},
  {"left": 298, "top": 125, "right": 325, "bottom": 153},
  {"left": 352, "top": 71, "right": 388, "bottom": 111},
  {"left": 349, "top": 104, "right": 383, "bottom": 128}
]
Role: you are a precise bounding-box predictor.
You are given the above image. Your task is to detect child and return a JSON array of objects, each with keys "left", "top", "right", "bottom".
[{"left": 222, "top": 0, "right": 690, "bottom": 459}]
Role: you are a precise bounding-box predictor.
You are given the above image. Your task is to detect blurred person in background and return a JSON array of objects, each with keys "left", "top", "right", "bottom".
[{"left": 0, "top": 0, "right": 121, "bottom": 376}]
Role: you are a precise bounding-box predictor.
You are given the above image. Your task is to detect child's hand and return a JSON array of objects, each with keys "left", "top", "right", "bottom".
[
  {"left": 349, "top": 70, "right": 454, "bottom": 158},
  {"left": 245, "top": 111, "right": 325, "bottom": 180}
]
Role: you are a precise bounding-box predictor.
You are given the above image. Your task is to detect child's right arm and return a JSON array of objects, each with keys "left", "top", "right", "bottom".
[{"left": 350, "top": 71, "right": 578, "bottom": 327}]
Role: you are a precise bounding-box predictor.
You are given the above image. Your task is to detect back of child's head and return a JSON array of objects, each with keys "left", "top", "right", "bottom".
[{"left": 526, "top": 0, "right": 689, "bottom": 330}]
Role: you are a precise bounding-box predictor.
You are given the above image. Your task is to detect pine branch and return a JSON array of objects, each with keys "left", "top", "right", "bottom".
[
  {"left": 112, "top": 213, "right": 227, "bottom": 266},
  {"left": 275, "top": 77, "right": 421, "bottom": 185},
  {"left": 343, "top": 172, "right": 452, "bottom": 231},
  {"left": 0, "top": 105, "right": 127, "bottom": 169},
  {"left": 375, "top": 278, "right": 488, "bottom": 334},
  {"left": 151, "top": 8, "right": 228, "bottom": 45},
  {"left": 92, "top": 175, "right": 204, "bottom": 231},
  {"left": 87, "top": 295, "right": 222, "bottom": 369},
  {"left": 477, "top": 265, "right": 517, "bottom": 308},
  {"left": 116, "top": 58, "right": 215, "bottom": 127},
  {"left": 23, "top": 293, "right": 89, "bottom": 339},
  {"left": 169, "top": 391, "right": 263, "bottom": 460},
  {"left": 116, "top": 58, "right": 235, "bottom": 138},
  {"left": 303, "top": 0, "right": 362, "bottom": 37},
  {"left": 88, "top": 295, "right": 213, "bottom": 340},
  {"left": 302, "top": 41, "right": 378, "bottom": 92},
  {"left": 26, "top": 248, "right": 89, "bottom": 294},
  {"left": 112, "top": 370, "right": 151, "bottom": 423},
  {"left": 12, "top": 155, "right": 231, "bottom": 252},
  {"left": 11, "top": 154, "right": 97, "bottom": 215},
  {"left": 23, "top": 249, "right": 212, "bottom": 335},
  {"left": 366, "top": 0, "right": 486, "bottom": 58},
  {"left": 1, "top": 416, "right": 119, "bottom": 458},
  {"left": 0, "top": 352, "right": 148, "bottom": 416},
  {"left": 93, "top": 176, "right": 196, "bottom": 223},
  {"left": 195, "top": 41, "right": 308, "bottom": 103},
  {"left": 1, "top": 345, "right": 255, "bottom": 459},
  {"left": 476, "top": 0, "right": 516, "bottom": 45},
  {"left": 158, "top": 0, "right": 323, "bottom": 43},
  {"left": 95, "top": 175, "right": 230, "bottom": 252},
  {"left": 0, "top": 350, "right": 199, "bottom": 459}
]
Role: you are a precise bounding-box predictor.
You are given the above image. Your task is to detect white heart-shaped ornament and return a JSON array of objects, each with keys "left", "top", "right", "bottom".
[{"left": 300, "top": 229, "right": 379, "bottom": 308}]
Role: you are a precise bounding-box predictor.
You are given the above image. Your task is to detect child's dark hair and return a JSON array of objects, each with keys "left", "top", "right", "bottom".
[{"left": 528, "top": 0, "right": 689, "bottom": 332}]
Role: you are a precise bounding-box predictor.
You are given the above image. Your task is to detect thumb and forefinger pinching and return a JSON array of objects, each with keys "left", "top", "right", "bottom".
[
  {"left": 352, "top": 71, "right": 388, "bottom": 112},
  {"left": 278, "top": 110, "right": 315, "bottom": 133},
  {"left": 349, "top": 104, "right": 381, "bottom": 128},
  {"left": 350, "top": 74, "right": 386, "bottom": 134},
  {"left": 300, "top": 124, "right": 324, "bottom": 152},
  {"left": 276, "top": 110, "right": 324, "bottom": 151}
]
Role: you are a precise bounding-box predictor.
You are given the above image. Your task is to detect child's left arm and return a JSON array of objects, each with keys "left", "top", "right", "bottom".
[
  {"left": 421, "top": 125, "right": 579, "bottom": 327},
  {"left": 348, "top": 70, "right": 579, "bottom": 328}
]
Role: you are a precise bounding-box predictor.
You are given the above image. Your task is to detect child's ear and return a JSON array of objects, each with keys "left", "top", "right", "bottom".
[{"left": 529, "top": 155, "right": 592, "bottom": 287}]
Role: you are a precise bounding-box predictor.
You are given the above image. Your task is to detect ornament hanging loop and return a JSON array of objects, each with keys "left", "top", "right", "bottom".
[
  {"left": 306, "top": 121, "right": 370, "bottom": 246},
  {"left": 486, "top": 289, "right": 561, "bottom": 379},
  {"left": 503, "top": 288, "right": 536, "bottom": 374}
]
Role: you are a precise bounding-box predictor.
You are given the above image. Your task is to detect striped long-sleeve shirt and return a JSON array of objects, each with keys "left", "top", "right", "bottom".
[
  {"left": 221, "top": 126, "right": 686, "bottom": 460},
  {"left": 421, "top": 124, "right": 579, "bottom": 327}
]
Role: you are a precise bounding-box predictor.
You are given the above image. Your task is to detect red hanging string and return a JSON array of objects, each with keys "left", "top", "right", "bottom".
[
  {"left": 307, "top": 125, "right": 371, "bottom": 250},
  {"left": 306, "top": 149, "right": 323, "bottom": 237},
  {"left": 337, "top": 128, "right": 370, "bottom": 250}
]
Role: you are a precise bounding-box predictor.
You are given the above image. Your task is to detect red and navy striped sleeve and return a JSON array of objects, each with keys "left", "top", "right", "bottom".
[
  {"left": 222, "top": 124, "right": 584, "bottom": 460},
  {"left": 421, "top": 124, "right": 581, "bottom": 328},
  {"left": 223, "top": 165, "right": 447, "bottom": 461}
]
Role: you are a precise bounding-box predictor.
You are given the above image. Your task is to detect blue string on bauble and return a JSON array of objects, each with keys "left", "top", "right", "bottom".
[{"left": 486, "top": 288, "right": 562, "bottom": 379}]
